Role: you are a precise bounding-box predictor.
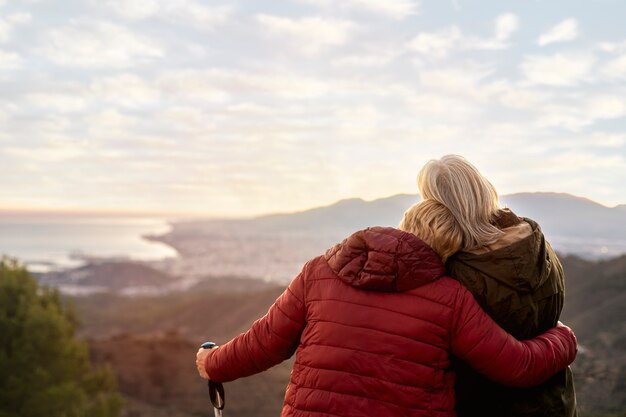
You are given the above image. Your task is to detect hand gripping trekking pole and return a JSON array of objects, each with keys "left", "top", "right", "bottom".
[{"left": 201, "top": 342, "right": 225, "bottom": 417}]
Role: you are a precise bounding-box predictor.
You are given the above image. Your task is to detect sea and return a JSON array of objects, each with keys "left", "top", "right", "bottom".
[{"left": 0, "top": 214, "right": 177, "bottom": 273}]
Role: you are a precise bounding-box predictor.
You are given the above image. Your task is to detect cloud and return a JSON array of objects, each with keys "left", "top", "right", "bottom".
[
  {"left": 39, "top": 21, "right": 162, "bottom": 68},
  {"left": 331, "top": 50, "right": 398, "bottom": 67},
  {"left": 547, "top": 152, "right": 623, "bottom": 173},
  {"left": 225, "top": 102, "right": 273, "bottom": 115},
  {"left": 348, "top": 0, "right": 419, "bottom": 19},
  {"left": 167, "top": 1, "right": 231, "bottom": 29},
  {"left": 597, "top": 38, "right": 626, "bottom": 80},
  {"left": 100, "top": 0, "right": 232, "bottom": 29},
  {"left": 256, "top": 14, "right": 357, "bottom": 55},
  {"left": 534, "top": 109, "right": 592, "bottom": 131},
  {"left": 156, "top": 68, "right": 334, "bottom": 101},
  {"left": 587, "top": 132, "right": 626, "bottom": 148},
  {"left": 416, "top": 64, "right": 494, "bottom": 98},
  {"left": 586, "top": 95, "right": 626, "bottom": 119},
  {"left": 90, "top": 74, "right": 161, "bottom": 108},
  {"left": 408, "top": 15, "right": 518, "bottom": 59},
  {"left": 408, "top": 26, "right": 462, "bottom": 58},
  {"left": 101, "top": 0, "right": 160, "bottom": 20},
  {"left": 0, "top": 12, "right": 31, "bottom": 43},
  {"left": 4, "top": 141, "right": 89, "bottom": 162},
  {"left": 83, "top": 110, "right": 140, "bottom": 141},
  {"left": 602, "top": 54, "right": 626, "bottom": 80},
  {"left": 0, "top": 49, "right": 21, "bottom": 69},
  {"left": 497, "top": 87, "right": 552, "bottom": 110},
  {"left": 521, "top": 52, "right": 595, "bottom": 86},
  {"left": 26, "top": 93, "right": 87, "bottom": 113},
  {"left": 295, "top": 0, "right": 419, "bottom": 20},
  {"left": 330, "top": 41, "right": 401, "bottom": 67},
  {"left": 538, "top": 18, "right": 579, "bottom": 46},
  {"left": 407, "top": 93, "right": 482, "bottom": 122},
  {"left": 598, "top": 40, "right": 626, "bottom": 54},
  {"left": 495, "top": 13, "right": 519, "bottom": 41},
  {"left": 2, "top": 0, "right": 625, "bottom": 213},
  {"left": 532, "top": 93, "right": 626, "bottom": 131},
  {"left": 155, "top": 70, "right": 231, "bottom": 103}
]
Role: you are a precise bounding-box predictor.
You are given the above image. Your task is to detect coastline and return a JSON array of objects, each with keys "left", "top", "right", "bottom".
[{"left": 0, "top": 215, "right": 178, "bottom": 274}]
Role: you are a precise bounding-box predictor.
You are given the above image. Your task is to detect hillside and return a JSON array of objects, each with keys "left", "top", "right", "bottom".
[
  {"left": 559, "top": 254, "right": 626, "bottom": 413},
  {"left": 88, "top": 333, "right": 291, "bottom": 417},
  {"left": 73, "top": 277, "right": 283, "bottom": 340},
  {"left": 38, "top": 261, "right": 175, "bottom": 295},
  {"left": 78, "top": 280, "right": 291, "bottom": 417}
]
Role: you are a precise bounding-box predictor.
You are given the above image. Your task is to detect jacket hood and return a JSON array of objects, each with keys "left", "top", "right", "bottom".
[
  {"left": 449, "top": 217, "right": 553, "bottom": 293},
  {"left": 324, "top": 227, "right": 446, "bottom": 292}
]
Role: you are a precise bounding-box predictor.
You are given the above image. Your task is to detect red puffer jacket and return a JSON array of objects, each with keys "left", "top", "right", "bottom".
[{"left": 205, "top": 227, "right": 577, "bottom": 417}]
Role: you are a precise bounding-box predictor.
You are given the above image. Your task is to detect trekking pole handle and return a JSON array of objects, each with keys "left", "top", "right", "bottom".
[{"left": 200, "top": 342, "right": 224, "bottom": 416}]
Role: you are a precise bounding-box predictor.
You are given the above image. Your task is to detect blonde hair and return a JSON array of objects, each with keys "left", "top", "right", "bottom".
[
  {"left": 398, "top": 199, "right": 463, "bottom": 262},
  {"left": 417, "top": 155, "right": 503, "bottom": 251}
]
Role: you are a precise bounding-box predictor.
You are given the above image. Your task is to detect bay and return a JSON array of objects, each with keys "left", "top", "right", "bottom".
[{"left": 0, "top": 214, "right": 177, "bottom": 272}]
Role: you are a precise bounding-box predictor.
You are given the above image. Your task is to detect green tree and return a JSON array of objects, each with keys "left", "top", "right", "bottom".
[{"left": 0, "top": 257, "right": 124, "bottom": 417}]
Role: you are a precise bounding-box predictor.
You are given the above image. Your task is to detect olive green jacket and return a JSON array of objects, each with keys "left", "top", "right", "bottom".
[{"left": 447, "top": 210, "right": 577, "bottom": 417}]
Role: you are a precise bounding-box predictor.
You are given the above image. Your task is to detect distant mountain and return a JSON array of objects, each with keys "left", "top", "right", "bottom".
[
  {"left": 154, "top": 193, "right": 418, "bottom": 239},
  {"left": 146, "top": 192, "right": 626, "bottom": 282},
  {"left": 500, "top": 192, "right": 626, "bottom": 258},
  {"left": 162, "top": 191, "right": 626, "bottom": 244},
  {"left": 251, "top": 194, "right": 419, "bottom": 234},
  {"left": 500, "top": 192, "right": 626, "bottom": 239}
]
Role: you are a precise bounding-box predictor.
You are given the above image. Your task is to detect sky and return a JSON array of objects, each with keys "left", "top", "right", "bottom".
[{"left": 0, "top": 0, "right": 625, "bottom": 217}]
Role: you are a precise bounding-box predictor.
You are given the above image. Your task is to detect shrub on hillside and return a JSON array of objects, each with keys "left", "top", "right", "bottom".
[{"left": 0, "top": 257, "right": 124, "bottom": 417}]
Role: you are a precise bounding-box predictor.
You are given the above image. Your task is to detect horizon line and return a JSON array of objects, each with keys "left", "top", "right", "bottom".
[{"left": 1, "top": 191, "right": 624, "bottom": 219}]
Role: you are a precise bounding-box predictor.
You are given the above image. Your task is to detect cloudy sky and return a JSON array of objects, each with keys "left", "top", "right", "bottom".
[{"left": 1, "top": 0, "right": 625, "bottom": 216}]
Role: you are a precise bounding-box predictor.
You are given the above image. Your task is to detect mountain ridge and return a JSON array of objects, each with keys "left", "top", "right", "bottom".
[
  {"left": 177, "top": 192, "right": 622, "bottom": 222},
  {"left": 150, "top": 191, "right": 626, "bottom": 281}
]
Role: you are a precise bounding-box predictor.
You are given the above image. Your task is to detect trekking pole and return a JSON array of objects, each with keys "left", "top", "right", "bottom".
[{"left": 201, "top": 342, "right": 225, "bottom": 417}]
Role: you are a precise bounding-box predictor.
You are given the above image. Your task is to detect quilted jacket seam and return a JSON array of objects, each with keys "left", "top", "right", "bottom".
[
  {"left": 283, "top": 402, "right": 348, "bottom": 417},
  {"left": 305, "top": 298, "right": 448, "bottom": 331},
  {"left": 307, "top": 275, "right": 456, "bottom": 312},
  {"left": 267, "top": 318, "right": 295, "bottom": 345},
  {"left": 250, "top": 324, "right": 273, "bottom": 369},
  {"left": 274, "top": 302, "right": 302, "bottom": 328},
  {"left": 307, "top": 319, "right": 447, "bottom": 351},
  {"left": 293, "top": 383, "right": 448, "bottom": 412},
  {"left": 296, "top": 360, "right": 437, "bottom": 390},
  {"left": 287, "top": 286, "right": 304, "bottom": 305}
]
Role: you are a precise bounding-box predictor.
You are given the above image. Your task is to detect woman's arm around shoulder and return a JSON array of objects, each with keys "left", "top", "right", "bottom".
[
  {"left": 204, "top": 259, "right": 312, "bottom": 382},
  {"left": 450, "top": 284, "right": 577, "bottom": 388}
]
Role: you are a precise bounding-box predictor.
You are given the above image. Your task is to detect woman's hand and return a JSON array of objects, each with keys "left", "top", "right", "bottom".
[{"left": 196, "top": 347, "right": 216, "bottom": 379}]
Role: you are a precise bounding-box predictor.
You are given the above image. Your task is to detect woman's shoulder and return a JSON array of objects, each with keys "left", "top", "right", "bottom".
[{"left": 462, "top": 209, "right": 548, "bottom": 256}]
